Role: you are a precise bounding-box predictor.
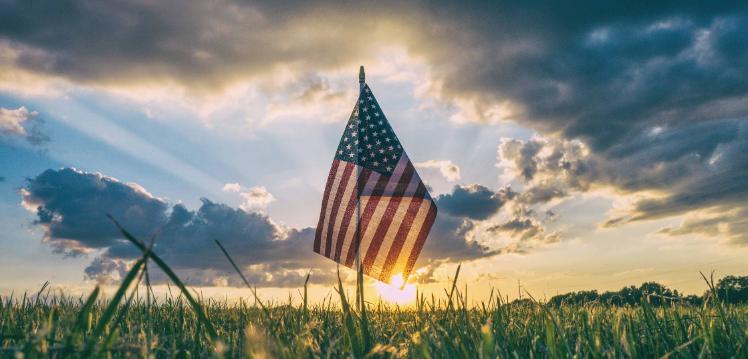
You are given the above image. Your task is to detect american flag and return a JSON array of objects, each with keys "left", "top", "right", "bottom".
[{"left": 314, "top": 83, "right": 437, "bottom": 283}]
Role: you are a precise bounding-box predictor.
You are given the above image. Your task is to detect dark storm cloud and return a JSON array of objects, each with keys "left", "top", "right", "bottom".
[
  {"left": 22, "top": 168, "right": 510, "bottom": 287},
  {"left": 436, "top": 184, "right": 516, "bottom": 220},
  {"left": 21, "top": 168, "right": 335, "bottom": 286},
  {"left": 21, "top": 168, "right": 168, "bottom": 254},
  {"left": 499, "top": 119, "right": 748, "bottom": 236},
  {"left": 0, "top": 0, "right": 424, "bottom": 89}
]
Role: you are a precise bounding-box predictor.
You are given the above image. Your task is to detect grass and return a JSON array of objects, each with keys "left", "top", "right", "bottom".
[{"left": 1, "top": 223, "right": 746, "bottom": 358}]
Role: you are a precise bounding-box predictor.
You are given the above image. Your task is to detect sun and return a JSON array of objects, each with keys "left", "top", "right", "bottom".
[{"left": 373, "top": 273, "right": 417, "bottom": 305}]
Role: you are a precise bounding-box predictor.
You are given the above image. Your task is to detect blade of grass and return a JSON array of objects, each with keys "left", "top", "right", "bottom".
[
  {"left": 81, "top": 256, "right": 146, "bottom": 357},
  {"left": 213, "top": 239, "right": 273, "bottom": 327},
  {"left": 108, "top": 215, "right": 218, "bottom": 340},
  {"left": 337, "top": 265, "right": 363, "bottom": 357}
]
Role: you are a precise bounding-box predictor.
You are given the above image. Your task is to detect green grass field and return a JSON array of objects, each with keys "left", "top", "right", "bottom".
[
  {"left": 2, "top": 284, "right": 747, "bottom": 358},
  {"left": 1, "top": 223, "right": 746, "bottom": 358}
]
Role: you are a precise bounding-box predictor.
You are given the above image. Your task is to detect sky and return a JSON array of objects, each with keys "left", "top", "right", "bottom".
[{"left": 1, "top": 1, "right": 747, "bottom": 304}]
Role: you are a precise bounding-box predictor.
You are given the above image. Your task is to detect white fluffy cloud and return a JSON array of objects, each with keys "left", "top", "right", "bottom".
[
  {"left": 222, "top": 182, "right": 242, "bottom": 192},
  {"left": 222, "top": 183, "right": 275, "bottom": 211},
  {"left": 0, "top": 106, "right": 35, "bottom": 135},
  {"left": 415, "top": 160, "right": 461, "bottom": 182},
  {"left": 0, "top": 106, "right": 49, "bottom": 146},
  {"left": 239, "top": 186, "right": 275, "bottom": 211}
]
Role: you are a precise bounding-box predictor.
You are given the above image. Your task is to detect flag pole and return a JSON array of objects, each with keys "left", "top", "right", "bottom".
[{"left": 356, "top": 65, "right": 365, "bottom": 311}]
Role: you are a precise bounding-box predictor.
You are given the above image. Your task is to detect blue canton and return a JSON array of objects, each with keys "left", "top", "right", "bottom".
[{"left": 334, "top": 84, "right": 404, "bottom": 175}]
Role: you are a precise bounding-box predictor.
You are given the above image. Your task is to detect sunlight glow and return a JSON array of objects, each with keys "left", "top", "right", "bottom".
[{"left": 373, "top": 273, "right": 417, "bottom": 305}]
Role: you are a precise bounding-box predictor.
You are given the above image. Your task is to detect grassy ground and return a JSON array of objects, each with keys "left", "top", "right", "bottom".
[
  {"left": 1, "top": 222, "right": 746, "bottom": 358},
  {"left": 2, "top": 288, "right": 747, "bottom": 358}
]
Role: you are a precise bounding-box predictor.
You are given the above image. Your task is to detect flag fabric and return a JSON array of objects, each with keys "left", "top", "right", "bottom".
[{"left": 314, "top": 83, "right": 437, "bottom": 283}]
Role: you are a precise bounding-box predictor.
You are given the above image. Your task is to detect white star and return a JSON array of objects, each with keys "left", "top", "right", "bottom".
[
  {"left": 349, "top": 124, "right": 354, "bottom": 129},
  {"left": 362, "top": 107, "right": 368, "bottom": 112},
  {"left": 386, "top": 166, "right": 392, "bottom": 171},
  {"left": 378, "top": 149, "right": 384, "bottom": 154},
  {"left": 391, "top": 154, "right": 397, "bottom": 159},
  {"left": 383, "top": 157, "right": 388, "bottom": 162},
  {"left": 366, "top": 115, "right": 371, "bottom": 120},
  {"left": 348, "top": 153, "right": 354, "bottom": 158},
  {"left": 378, "top": 120, "right": 383, "bottom": 124},
  {"left": 369, "top": 124, "right": 374, "bottom": 128},
  {"left": 343, "top": 137, "right": 349, "bottom": 142},
  {"left": 373, "top": 161, "right": 379, "bottom": 166},
  {"left": 366, "top": 144, "right": 372, "bottom": 149},
  {"left": 373, "top": 132, "right": 378, "bottom": 137},
  {"left": 338, "top": 150, "right": 343, "bottom": 155},
  {"left": 388, "top": 146, "right": 394, "bottom": 150},
  {"left": 376, "top": 140, "right": 381, "bottom": 145},
  {"left": 381, "top": 129, "right": 386, "bottom": 134},
  {"left": 368, "top": 96, "right": 372, "bottom": 100},
  {"left": 365, "top": 88, "right": 370, "bottom": 93},
  {"left": 375, "top": 113, "right": 380, "bottom": 117},
  {"left": 359, "top": 99, "right": 364, "bottom": 104},
  {"left": 363, "top": 136, "right": 369, "bottom": 141},
  {"left": 352, "top": 132, "right": 357, "bottom": 137},
  {"left": 370, "top": 153, "right": 375, "bottom": 158},
  {"left": 346, "top": 144, "right": 351, "bottom": 150},
  {"left": 385, "top": 138, "right": 391, "bottom": 142},
  {"left": 354, "top": 140, "right": 359, "bottom": 145}
]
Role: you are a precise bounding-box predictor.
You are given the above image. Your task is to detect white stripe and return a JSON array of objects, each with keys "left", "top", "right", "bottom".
[
  {"left": 339, "top": 172, "right": 380, "bottom": 262},
  {"left": 371, "top": 196, "right": 413, "bottom": 278},
  {"left": 318, "top": 163, "right": 347, "bottom": 256},
  {"left": 327, "top": 166, "right": 357, "bottom": 257},
  {"left": 391, "top": 199, "right": 431, "bottom": 276},
  {"left": 357, "top": 196, "right": 392, "bottom": 263},
  {"left": 383, "top": 156, "right": 409, "bottom": 194}
]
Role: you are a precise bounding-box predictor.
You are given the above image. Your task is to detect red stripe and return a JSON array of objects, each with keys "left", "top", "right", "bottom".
[
  {"left": 402, "top": 201, "right": 437, "bottom": 280},
  {"left": 333, "top": 168, "right": 371, "bottom": 261},
  {"left": 362, "top": 165, "right": 415, "bottom": 273},
  {"left": 344, "top": 173, "right": 390, "bottom": 267},
  {"left": 314, "top": 160, "right": 340, "bottom": 253},
  {"left": 379, "top": 196, "right": 425, "bottom": 281},
  {"left": 324, "top": 162, "right": 354, "bottom": 257}
]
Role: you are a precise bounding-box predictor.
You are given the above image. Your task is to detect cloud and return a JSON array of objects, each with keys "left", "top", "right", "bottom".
[
  {"left": 436, "top": 184, "right": 516, "bottom": 220},
  {"left": 415, "top": 160, "right": 461, "bottom": 182},
  {"left": 0, "top": 1, "right": 425, "bottom": 91},
  {"left": 238, "top": 186, "right": 275, "bottom": 211},
  {"left": 20, "top": 168, "right": 168, "bottom": 255},
  {"left": 222, "top": 183, "right": 275, "bottom": 211},
  {"left": 22, "top": 168, "right": 517, "bottom": 287},
  {"left": 0, "top": 106, "right": 48, "bottom": 146},
  {"left": 222, "top": 183, "right": 241, "bottom": 192},
  {"left": 658, "top": 207, "right": 748, "bottom": 245},
  {"left": 0, "top": 106, "right": 32, "bottom": 135},
  {"left": 497, "top": 119, "right": 748, "bottom": 241},
  {"left": 21, "top": 168, "right": 332, "bottom": 286},
  {"left": 488, "top": 206, "right": 561, "bottom": 254},
  {"left": 7, "top": 1, "right": 748, "bottom": 260}
]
